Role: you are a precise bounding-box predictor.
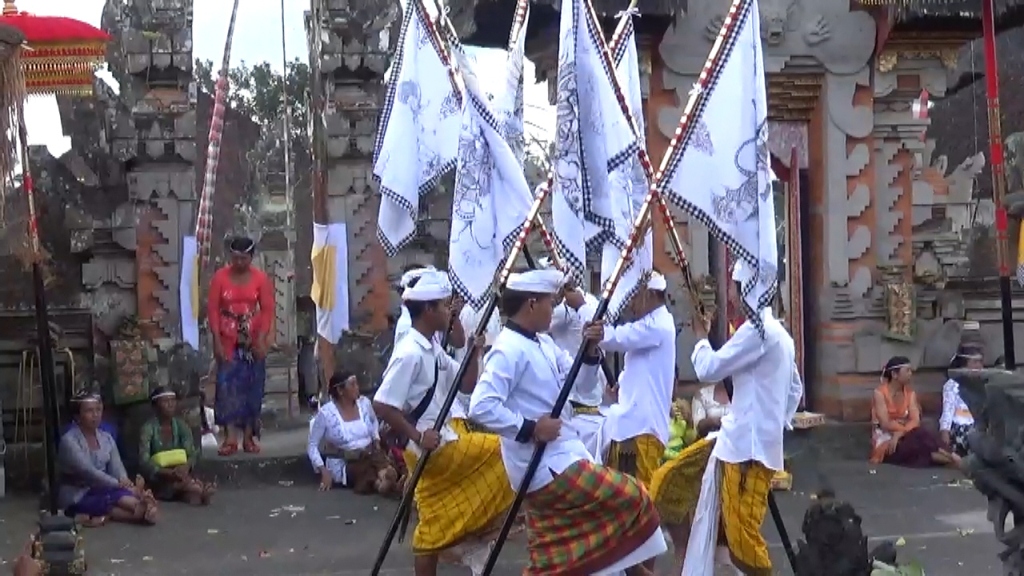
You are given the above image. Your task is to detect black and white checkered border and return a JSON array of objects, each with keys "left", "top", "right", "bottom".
[
  {"left": 611, "top": 16, "right": 635, "bottom": 67},
  {"left": 1018, "top": 263, "right": 1024, "bottom": 289},
  {"left": 373, "top": 2, "right": 460, "bottom": 258},
  {"left": 551, "top": 230, "right": 587, "bottom": 287},
  {"left": 565, "top": 0, "right": 616, "bottom": 236},
  {"left": 449, "top": 221, "right": 527, "bottom": 311},
  {"left": 606, "top": 258, "right": 647, "bottom": 324},
  {"left": 372, "top": 0, "right": 414, "bottom": 165},
  {"left": 658, "top": 0, "right": 750, "bottom": 200},
  {"left": 659, "top": 0, "right": 777, "bottom": 335},
  {"left": 607, "top": 141, "right": 639, "bottom": 174}
]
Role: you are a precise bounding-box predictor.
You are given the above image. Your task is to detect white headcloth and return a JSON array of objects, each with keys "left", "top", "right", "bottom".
[
  {"left": 506, "top": 269, "right": 565, "bottom": 294},
  {"left": 400, "top": 265, "right": 436, "bottom": 288},
  {"left": 402, "top": 269, "right": 451, "bottom": 301},
  {"left": 648, "top": 271, "right": 667, "bottom": 291}
]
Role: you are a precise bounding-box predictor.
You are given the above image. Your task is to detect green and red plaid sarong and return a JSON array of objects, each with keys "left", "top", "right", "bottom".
[{"left": 524, "top": 459, "right": 661, "bottom": 575}]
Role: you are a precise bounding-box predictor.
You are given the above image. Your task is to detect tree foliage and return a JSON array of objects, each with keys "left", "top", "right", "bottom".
[{"left": 194, "top": 57, "right": 311, "bottom": 156}]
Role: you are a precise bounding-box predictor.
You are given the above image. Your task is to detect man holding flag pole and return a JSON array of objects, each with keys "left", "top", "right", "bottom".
[{"left": 665, "top": 0, "right": 803, "bottom": 573}]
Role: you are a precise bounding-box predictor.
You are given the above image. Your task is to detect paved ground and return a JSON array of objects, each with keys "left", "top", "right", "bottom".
[{"left": 0, "top": 459, "right": 1004, "bottom": 575}]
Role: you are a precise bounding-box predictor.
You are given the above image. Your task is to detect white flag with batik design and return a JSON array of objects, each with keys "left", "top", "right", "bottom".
[
  {"left": 660, "top": 0, "right": 777, "bottom": 336},
  {"left": 448, "top": 41, "right": 534, "bottom": 309},
  {"left": 602, "top": 12, "right": 653, "bottom": 322},
  {"left": 373, "top": 0, "right": 461, "bottom": 256},
  {"left": 550, "top": 0, "right": 640, "bottom": 283}
]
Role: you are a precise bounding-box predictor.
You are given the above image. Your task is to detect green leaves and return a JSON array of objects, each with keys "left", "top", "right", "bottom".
[{"left": 871, "top": 560, "right": 925, "bottom": 576}]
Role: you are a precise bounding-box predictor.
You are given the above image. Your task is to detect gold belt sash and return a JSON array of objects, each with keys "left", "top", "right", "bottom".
[{"left": 570, "top": 401, "right": 601, "bottom": 416}]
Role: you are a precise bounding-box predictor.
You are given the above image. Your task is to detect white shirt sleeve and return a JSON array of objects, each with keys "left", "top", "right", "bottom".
[
  {"left": 601, "top": 317, "right": 660, "bottom": 352},
  {"left": 785, "top": 363, "right": 804, "bottom": 429},
  {"left": 690, "top": 323, "right": 765, "bottom": 383},
  {"left": 373, "top": 347, "right": 420, "bottom": 411},
  {"left": 469, "top": 348, "right": 526, "bottom": 439},
  {"left": 307, "top": 411, "right": 327, "bottom": 471},
  {"left": 939, "top": 379, "right": 957, "bottom": 431}
]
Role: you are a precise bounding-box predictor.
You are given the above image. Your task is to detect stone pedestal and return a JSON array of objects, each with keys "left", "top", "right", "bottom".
[{"left": 34, "top": 513, "right": 85, "bottom": 575}]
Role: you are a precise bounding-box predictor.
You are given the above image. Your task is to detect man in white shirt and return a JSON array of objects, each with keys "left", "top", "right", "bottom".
[
  {"left": 372, "top": 270, "right": 514, "bottom": 576},
  {"left": 470, "top": 269, "right": 667, "bottom": 576},
  {"left": 393, "top": 265, "right": 466, "bottom": 350},
  {"left": 682, "top": 261, "right": 803, "bottom": 576},
  {"left": 600, "top": 272, "right": 676, "bottom": 489},
  {"left": 547, "top": 278, "right": 606, "bottom": 458}
]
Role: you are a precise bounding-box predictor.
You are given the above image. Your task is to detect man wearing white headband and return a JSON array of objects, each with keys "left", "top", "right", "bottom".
[
  {"left": 546, "top": 273, "right": 606, "bottom": 457},
  {"left": 372, "top": 269, "right": 513, "bottom": 576},
  {"left": 393, "top": 265, "right": 465, "bottom": 350},
  {"left": 470, "top": 268, "right": 667, "bottom": 575},
  {"left": 681, "top": 259, "right": 803, "bottom": 576},
  {"left": 600, "top": 271, "right": 676, "bottom": 499}
]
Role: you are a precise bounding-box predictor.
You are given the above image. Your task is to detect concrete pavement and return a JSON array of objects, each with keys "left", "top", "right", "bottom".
[{"left": 0, "top": 460, "right": 1003, "bottom": 575}]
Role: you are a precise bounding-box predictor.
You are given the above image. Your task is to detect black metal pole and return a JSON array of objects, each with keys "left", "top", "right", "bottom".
[
  {"left": 767, "top": 491, "right": 797, "bottom": 571},
  {"left": 31, "top": 261, "right": 60, "bottom": 515},
  {"left": 521, "top": 247, "right": 618, "bottom": 385}
]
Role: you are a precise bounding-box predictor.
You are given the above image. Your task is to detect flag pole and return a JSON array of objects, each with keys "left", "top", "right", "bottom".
[
  {"left": 478, "top": 0, "right": 754, "bottom": 572},
  {"left": 981, "top": 0, "right": 1015, "bottom": 369}
]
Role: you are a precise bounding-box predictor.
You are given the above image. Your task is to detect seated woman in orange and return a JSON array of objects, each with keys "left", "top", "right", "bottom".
[
  {"left": 871, "top": 356, "right": 959, "bottom": 468},
  {"left": 208, "top": 236, "right": 276, "bottom": 456}
]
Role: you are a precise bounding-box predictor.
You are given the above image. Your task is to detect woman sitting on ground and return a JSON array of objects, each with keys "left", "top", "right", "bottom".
[
  {"left": 308, "top": 371, "right": 399, "bottom": 495},
  {"left": 58, "top": 391, "right": 157, "bottom": 526},
  {"left": 871, "top": 356, "right": 959, "bottom": 468},
  {"left": 139, "top": 386, "right": 216, "bottom": 505},
  {"left": 940, "top": 345, "right": 982, "bottom": 457}
]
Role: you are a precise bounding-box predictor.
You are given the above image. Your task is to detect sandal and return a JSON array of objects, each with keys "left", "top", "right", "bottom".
[
  {"left": 242, "top": 439, "right": 260, "bottom": 454},
  {"left": 217, "top": 441, "right": 238, "bottom": 456}
]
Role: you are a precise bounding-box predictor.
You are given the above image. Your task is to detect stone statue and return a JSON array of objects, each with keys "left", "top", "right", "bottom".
[{"left": 952, "top": 367, "right": 1024, "bottom": 575}]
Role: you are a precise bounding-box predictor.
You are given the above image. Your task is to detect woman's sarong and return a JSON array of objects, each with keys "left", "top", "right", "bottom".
[
  {"left": 721, "top": 460, "right": 774, "bottom": 576},
  {"left": 949, "top": 422, "right": 972, "bottom": 456},
  {"left": 66, "top": 487, "right": 134, "bottom": 517},
  {"left": 215, "top": 349, "right": 267, "bottom": 431},
  {"left": 606, "top": 433, "right": 665, "bottom": 487},
  {"left": 884, "top": 427, "right": 943, "bottom": 468},
  {"left": 650, "top": 437, "right": 715, "bottom": 524},
  {"left": 402, "top": 430, "right": 514, "bottom": 554},
  {"left": 345, "top": 448, "right": 395, "bottom": 494},
  {"left": 524, "top": 460, "right": 661, "bottom": 575}
]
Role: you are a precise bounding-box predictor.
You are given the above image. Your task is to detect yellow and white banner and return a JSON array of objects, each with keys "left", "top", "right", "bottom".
[
  {"left": 311, "top": 223, "right": 350, "bottom": 344},
  {"left": 180, "top": 236, "right": 201, "bottom": 349}
]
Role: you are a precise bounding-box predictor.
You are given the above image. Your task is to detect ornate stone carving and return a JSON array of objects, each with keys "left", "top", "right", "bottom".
[
  {"left": 876, "top": 49, "right": 959, "bottom": 73},
  {"left": 882, "top": 278, "right": 915, "bottom": 342},
  {"left": 102, "top": 0, "right": 195, "bottom": 344}
]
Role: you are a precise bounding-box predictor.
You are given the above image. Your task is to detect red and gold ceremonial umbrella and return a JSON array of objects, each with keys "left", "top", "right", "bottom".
[
  {"left": 0, "top": 0, "right": 110, "bottom": 515},
  {"left": 1, "top": 0, "right": 109, "bottom": 96}
]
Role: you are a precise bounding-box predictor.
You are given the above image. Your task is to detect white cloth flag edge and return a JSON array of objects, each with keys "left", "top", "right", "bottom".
[
  {"left": 447, "top": 48, "right": 533, "bottom": 309},
  {"left": 602, "top": 13, "right": 652, "bottom": 323},
  {"left": 179, "top": 236, "right": 199, "bottom": 350},
  {"left": 372, "top": 0, "right": 460, "bottom": 256},
  {"left": 313, "top": 223, "right": 351, "bottom": 344},
  {"left": 659, "top": 0, "right": 778, "bottom": 334}
]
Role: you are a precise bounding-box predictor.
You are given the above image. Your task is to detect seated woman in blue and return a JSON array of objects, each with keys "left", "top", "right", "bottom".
[{"left": 58, "top": 391, "right": 158, "bottom": 526}]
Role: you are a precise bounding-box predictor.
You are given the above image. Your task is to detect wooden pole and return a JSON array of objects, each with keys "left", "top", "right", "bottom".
[{"left": 981, "top": 0, "right": 1016, "bottom": 369}]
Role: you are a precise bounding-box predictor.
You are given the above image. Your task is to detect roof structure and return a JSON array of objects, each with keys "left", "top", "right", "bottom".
[{"left": 877, "top": 0, "right": 1024, "bottom": 31}]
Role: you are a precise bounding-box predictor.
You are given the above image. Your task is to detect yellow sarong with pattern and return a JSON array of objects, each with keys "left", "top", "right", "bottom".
[
  {"left": 402, "top": 426, "right": 514, "bottom": 554},
  {"left": 649, "top": 437, "right": 715, "bottom": 524},
  {"left": 607, "top": 434, "right": 665, "bottom": 487},
  {"left": 721, "top": 460, "right": 774, "bottom": 576}
]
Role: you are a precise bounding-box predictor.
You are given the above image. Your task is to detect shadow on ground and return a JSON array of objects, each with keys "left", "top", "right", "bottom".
[{"left": 0, "top": 457, "right": 1002, "bottom": 576}]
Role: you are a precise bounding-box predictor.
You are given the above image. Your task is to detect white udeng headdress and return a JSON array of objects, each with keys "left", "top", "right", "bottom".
[
  {"left": 399, "top": 265, "right": 436, "bottom": 289},
  {"left": 402, "top": 269, "right": 451, "bottom": 301},
  {"left": 506, "top": 269, "right": 565, "bottom": 294}
]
